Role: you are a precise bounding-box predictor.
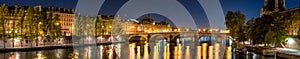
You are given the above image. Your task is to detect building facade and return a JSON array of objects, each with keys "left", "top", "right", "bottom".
[
  {"left": 260, "top": 0, "right": 286, "bottom": 16},
  {"left": 136, "top": 16, "right": 172, "bottom": 33},
  {"left": 261, "top": 0, "right": 300, "bottom": 36},
  {"left": 44, "top": 6, "right": 75, "bottom": 36},
  {"left": 5, "top": 5, "right": 75, "bottom": 36}
]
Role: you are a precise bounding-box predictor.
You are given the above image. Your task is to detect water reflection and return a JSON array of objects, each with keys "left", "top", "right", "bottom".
[{"left": 0, "top": 42, "right": 281, "bottom": 59}]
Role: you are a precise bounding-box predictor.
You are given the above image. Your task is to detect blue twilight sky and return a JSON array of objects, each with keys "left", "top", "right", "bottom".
[{"left": 0, "top": 0, "right": 299, "bottom": 28}]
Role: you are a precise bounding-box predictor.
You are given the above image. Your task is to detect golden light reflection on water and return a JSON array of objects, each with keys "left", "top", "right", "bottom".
[
  {"left": 143, "top": 43, "right": 149, "bottom": 59},
  {"left": 208, "top": 46, "right": 213, "bottom": 59},
  {"left": 34, "top": 51, "right": 46, "bottom": 59},
  {"left": 153, "top": 45, "right": 159, "bottom": 59},
  {"left": 214, "top": 43, "right": 220, "bottom": 59},
  {"left": 184, "top": 46, "right": 190, "bottom": 59},
  {"left": 0, "top": 43, "right": 232, "bottom": 59},
  {"left": 178, "top": 44, "right": 182, "bottom": 59},
  {"left": 174, "top": 46, "right": 178, "bottom": 59},
  {"left": 4, "top": 42, "right": 234, "bottom": 59},
  {"left": 226, "top": 46, "right": 232, "bottom": 59},
  {"left": 129, "top": 43, "right": 135, "bottom": 59},
  {"left": 202, "top": 43, "right": 208, "bottom": 59},
  {"left": 8, "top": 52, "right": 19, "bottom": 59},
  {"left": 136, "top": 46, "right": 141, "bottom": 59},
  {"left": 68, "top": 50, "right": 79, "bottom": 59},
  {"left": 197, "top": 46, "right": 201, "bottom": 59}
]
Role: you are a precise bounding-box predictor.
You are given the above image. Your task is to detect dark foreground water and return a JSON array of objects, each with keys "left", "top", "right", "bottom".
[{"left": 0, "top": 42, "right": 283, "bottom": 59}]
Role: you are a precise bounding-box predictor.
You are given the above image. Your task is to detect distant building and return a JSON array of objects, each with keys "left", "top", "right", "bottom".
[
  {"left": 136, "top": 16, "right": 172, "bottom": 33},
  {"left": 284, "top": 8, "right": 300, "bottom": 36},
  {"left": 260, "top": 0, "right": 300, "bottom": 36},
  {"left": 260, "top": 0, "right": 286, "bottom": 16}
]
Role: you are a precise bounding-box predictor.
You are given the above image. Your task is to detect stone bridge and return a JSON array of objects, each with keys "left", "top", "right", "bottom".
[{"left": 127, "top": 32, "right": 229, "bottom": 42}]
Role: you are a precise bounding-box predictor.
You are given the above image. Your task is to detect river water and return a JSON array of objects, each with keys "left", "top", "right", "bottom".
[{"left": 0, "top": 42, "right": 282, "bottom": 59}]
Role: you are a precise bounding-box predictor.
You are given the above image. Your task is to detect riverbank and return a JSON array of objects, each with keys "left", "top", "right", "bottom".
[
  {"left": 245, "top": 45, "right": 300, "bottom": 59},
  {"left": 0, "top": 41, "right": 126, "bottom": 53}
]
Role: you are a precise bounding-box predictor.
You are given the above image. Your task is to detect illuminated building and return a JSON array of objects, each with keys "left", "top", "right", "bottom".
[
  {"left": 136, "top": 16, "right": 172, "bottom": 33},
  {"left": 6, "top": 5, "right": 75, "bottom": 36},
  {"left": 44, "top": 6, "right": 75, "bottom": 36}
]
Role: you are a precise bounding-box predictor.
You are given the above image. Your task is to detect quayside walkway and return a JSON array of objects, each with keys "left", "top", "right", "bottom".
[{"left": 0, "top": 41, "right": 125, "bottom": 53}]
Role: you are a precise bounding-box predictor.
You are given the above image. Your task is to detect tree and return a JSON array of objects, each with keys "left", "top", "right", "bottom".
[
  {"left": 0, "top": 4, "right": 9, "bottom": 48},
  {"left": 246, "top": 17, "right": 255, "bottom": 44},
  {"left": 248, "top": 14, "right": 288, "bottom": 46},
  {"left": 111, "top": 20, "right": 123, "bottom": 35},
  {"left": 106, "top": 20, "right": 113, "bottom": 35},
  {"left": 290, "top": 10, "right": 300, "bottom": 38},
  {"left": 252, "top": 15, "right": 274, "bottom": 44},
  {"left": 298, "top": 28, "right": 300, "bottom": 40},
  {"left": 42, "top": 13, "right": 53, "bottom": 45},
  {"left": 95, "top": 16, "right": 106, "bottom": 37},
  {"left": 265, "top": 31, "right": 287, "bottom": 47},
  {"left": 73, "top": 15, "right": 94, "bottom": 44},
  {"left": 73, "top": 15, "right": 84, "bottom": 44},
  {"left": 52, "top": 14, "right": 62, "bottom": 42},
  {"left": 18, "top": 7, "right": 25, "bottom": 47},
  {"left": 225, "top": 11, "right": 247, "bottom": 43},
  {"left": 24, "top": 7, "right": 35, "bottom": 47},
  {"left": 33, "top": 7, "right": 41, "bottom": 46},
  {"left": 11, "top": 5, "right": 19, "bottom": 47}
]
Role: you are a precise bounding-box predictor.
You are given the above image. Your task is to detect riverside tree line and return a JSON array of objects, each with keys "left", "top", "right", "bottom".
[
  {"left": 225, "top": 5, "right": 300, "bottom": 47},
  {"left": 0, "top": 4, "right": 124, "bottom": 48},
  {"left": 72, "top": 15, "right": 125, "bottom": 44},
  {"left": 0, "top": 4, "right": 61, "bottom": 48}
]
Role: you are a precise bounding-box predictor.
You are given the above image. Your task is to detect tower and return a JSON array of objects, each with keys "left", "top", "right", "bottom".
[{"left": 260, "top": 0, "right": 286, "bottom": 17}]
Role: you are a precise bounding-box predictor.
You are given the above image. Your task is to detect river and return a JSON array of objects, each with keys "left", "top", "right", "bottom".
[{"left": 0, "top": 41, "right": 283, "bottom": 59}]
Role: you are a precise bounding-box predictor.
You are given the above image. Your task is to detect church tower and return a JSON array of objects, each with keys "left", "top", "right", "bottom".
[{"left": 260, "top": 0, "right": 286, "bottom": 17}]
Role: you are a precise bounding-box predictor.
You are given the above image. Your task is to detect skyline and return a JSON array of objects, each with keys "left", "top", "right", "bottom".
[{"left": 0, "top": 0, "right": 299, "bottom": 28}]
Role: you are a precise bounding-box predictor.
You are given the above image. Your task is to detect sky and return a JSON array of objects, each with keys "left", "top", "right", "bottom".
[{"left": 0, "top": 0, "right": 299, "bottom": 28}]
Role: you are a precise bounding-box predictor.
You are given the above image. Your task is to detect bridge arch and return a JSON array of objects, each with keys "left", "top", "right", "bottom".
[
  {"left": 149, "top": 34, "right": 169, "bottom": 43},
  {"left": 128, "top": 35, "right": 147, "bottom": 42},
  {"left": 171, "top": 34, "right": 195, "bottom": 43}
]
